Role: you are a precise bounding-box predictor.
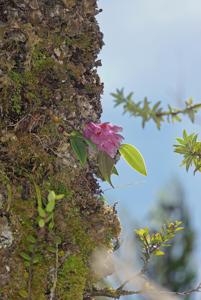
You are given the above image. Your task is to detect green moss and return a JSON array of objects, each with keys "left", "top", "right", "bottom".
[
  {"left": 2, "top": 44, "right": 58, "bottom": 117},
  {"left": 30, "top": 260, "right": 51, "bottom": 300},
  {"left": 31, "top": 45, "right": 55, "bottom": 73},
  {"left": 52, "top": 35, "right": 64, "bottom": 47},
  {"left": 7, "top": 183, "right": 94, "bottom": 299},
  {"left": 8, "top": 194, "right": 55, "bottom": 299},
  {"left": 0, "top": 7, "right": 116, "bottom": 299},
  {"left": 7, "top": 136, "right": 54, "bottom": 179},
  {"left": 57, "top": 255, "right": 87, "bottom": 300},
  {"left": 74, "top": 34, "right": 93, "bottom": 49},
  {"left": 48, "top": 180, "right": 73, "bottom": 199},
  {"left": 9, "top": 70, "right": 23, "bottom": 83},
  {"left": 0, "top": 169, "right": 10, "bottom": 185},
  {"left": 56, "top": 206, "right": 95, "bottom": 259},
  {"left": 11, "top": 92, "right": 22, "bottom": 113},
  {"left": 8, "top": 71, "right": 23, "bottom": 114}
]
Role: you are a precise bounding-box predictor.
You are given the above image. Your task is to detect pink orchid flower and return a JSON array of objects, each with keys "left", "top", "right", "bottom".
[{"left": 83, "top": 122, "right": 124, "bottom": 158}]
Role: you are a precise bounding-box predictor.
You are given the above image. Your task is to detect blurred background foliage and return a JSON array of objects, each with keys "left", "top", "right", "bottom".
[
  {"left": 145, "top": 179, "right": 196, "bottom": 299},
  {"left": 96, "top": 1, "right": 201, "bottom": 298},
  {"left": 96, "top": 179, "right": 196, "bottom": 300}
]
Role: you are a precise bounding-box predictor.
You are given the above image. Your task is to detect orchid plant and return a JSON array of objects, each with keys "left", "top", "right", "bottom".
[{"left": 69, "top": 122, "right": 147, "bottom": 186}]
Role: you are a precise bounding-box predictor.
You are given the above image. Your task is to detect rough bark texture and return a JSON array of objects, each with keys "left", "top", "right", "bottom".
[{"left": 0, "top": 1, "right": 120, "bottom": 299}]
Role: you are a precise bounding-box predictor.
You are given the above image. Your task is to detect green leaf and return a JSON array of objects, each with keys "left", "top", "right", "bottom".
[
  {"left": 24, "top": 261, "right": 31, "bottom": 267},
  {"left": 70, "top": 136, "right": 87, "bottom": 166},
  {"left": 153, "top": 250, "right": 165, "bottom": 256},
  {"left": 33, "top": 255, "right": 41, "bottom": 264},
  {"left": 19, "top": 290, "right": 29, "bottom": 298},
  {"left": 38, "top": 219, "right": 45, "bottom": 228},
  {"left": 48, "top": 191, "right": 56, "bottom": 202},
  {"left": 27, "top": 235, "right": 36, "bottom": 244},
  {"left": 83, "top": 137, "right": 96, "bottom": 150},
  {"left": 135, "top": 227, "right": 149, "bottom": 237},
  {"left": 34, "top": 183, "right": 42, "bottom": 207},
  {"left": 55, "top": 194, "right": 65, "bottom": 200},
  {"left": 46, "top": 212, "right": 53, "bottom": 222},
  {"left": 112, "top": 166, "right": 119, "bottom": 176},
  {"left": 161, "top": 243, "right": 171, "bottom": 247},
  {"left": 55, "top": 236, "right": 62, "bottom": 245},
  {"left": 70, "top": 130, "right": 84, "bottom": 138},
  {"left": 48, "top": 221, "right": 54, "bottom": 230},
  {"left": 20, "top": 252, "right": 31, "bottom": 261},
  {"left": 47, "top": 246, "right": 56, "bottom": 253},
  {"left": 38, "top": 206, "right": 46, "bottom": 218},
  {"left": 175, "top": 221, "right": 183, "bottom": 226},
  {"left": 28, "top": 245, "right": 34, "bottom": 252},
  {"left": 119, "top": 144, "right": 147, "bottom": 176},
  {"left": 46, "top": 199, "right": 55, "bottom": 213},
  {"left": 97, "top": 151, "right": 115, "bottom": 187},
  {"left": 175, "top": 227, "right": 184, "bottom": 231}
]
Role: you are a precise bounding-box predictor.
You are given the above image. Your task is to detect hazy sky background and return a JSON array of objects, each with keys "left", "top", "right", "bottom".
[{"left": 97, "top": 0, "right": 201, "bottom": 296}]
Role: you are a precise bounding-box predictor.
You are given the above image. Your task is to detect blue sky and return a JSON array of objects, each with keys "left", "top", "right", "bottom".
[{"left": 97, "top": 0, "right": 201, "bottom": 293}]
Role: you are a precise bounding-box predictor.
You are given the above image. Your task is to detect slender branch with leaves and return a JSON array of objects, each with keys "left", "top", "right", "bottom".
[
  {"left": 87, "top": 222, "right": 201, "bottom": 299},
  {"left": 87, "top": 88, "right": 201, "bottom": 300},
  {"left": 174, "top": 130, "right": 201, "bottom": 173},
  {"left": 112, "top": 88, "right": 201, "bottom": 129},
  {"left": 112, "top": 89, "right": 201, "bottom": 175}
]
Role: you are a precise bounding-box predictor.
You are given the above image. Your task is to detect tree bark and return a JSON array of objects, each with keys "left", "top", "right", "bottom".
[{"left": 0, "top": 1, "right": 120, "bottom": 299}]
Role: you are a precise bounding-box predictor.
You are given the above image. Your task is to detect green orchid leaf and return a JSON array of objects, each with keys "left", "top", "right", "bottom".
[
  {"left": 20, "top": 252, "right": 31, "bottom": 261},
  {"left": 97, "top": 151, "right": 115, "bottom": 187},
  {"left": 38, "top": 219, "right": 45, "bottom": 228},
  {"left": 34, "top": 183, "right": 42, "bottom": 207},
  {"left": 46, "top": 199, "right": 55, "bottom": 213},
  {"left": 48, "top": 221, "right": 54, "bottom": 230},
  {"left": 33, "top": 255, "right": 41, "bottom": 264},
  {"left": 112, "top": 166, "right": 119, "bottom": 176},
  {"left": 19, "top": 290, "right": 29, "bottom": 299},
  {"left": 70, "top": 135, "right": 87, "bottom": 166},
  {"left": 38, "top": 206, "right": 46, "bottom": 218},
  {"left": 46, "top": 213, "right": 53, "bottom": 222},
  {"left": 27, "top": 235, "right": 36, "bottom": 244},
  {"left": 83, "top": 137, "right": 97, "bottom": 150},
  {"left": 48, "top": 191, "right": 56, "bottom": 202},
  {"left": 119, "top": 144, "right": 147, "bottom": 176},
  {"left": 55, "top": 194, "right": 65, "bottom": 200}
]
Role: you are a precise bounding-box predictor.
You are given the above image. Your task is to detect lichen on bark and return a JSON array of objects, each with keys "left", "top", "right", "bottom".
[{"left": 0, "top": 1, "right": 120, "bottom": 299}]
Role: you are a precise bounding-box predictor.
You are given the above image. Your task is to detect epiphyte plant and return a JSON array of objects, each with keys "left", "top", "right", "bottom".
[
  {"left": 70, "top": 122, "right": 147, "bottom": 186},
  {"left": 34, "top": 184, "right": 64, "bottom": 230}
]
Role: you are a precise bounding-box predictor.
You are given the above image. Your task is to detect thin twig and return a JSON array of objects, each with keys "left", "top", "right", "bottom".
[
  {"left": 174, "top": 282, "right": 201, "bottom": 296},
  {"left": 156, "top": 103, "right": 201, "bottom": 118},
  {"left": 116, "top": 256, "right": 149, "bottom": 291},
  {"left": 90, "top": 281, "right": 201, "bottom": 299},
  {"left": 90, "top": 287, "right": 141, "bottom": 298},
  {"left": 103, "top": 180, "right": 145, "bottom": 192}
]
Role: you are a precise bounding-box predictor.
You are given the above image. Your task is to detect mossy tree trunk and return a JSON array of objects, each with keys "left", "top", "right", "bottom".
[{"left": 0, "top": 1, "right": 120, "bottom": 299}]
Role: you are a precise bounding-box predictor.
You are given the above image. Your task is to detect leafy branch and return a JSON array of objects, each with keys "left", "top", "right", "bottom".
[
  {"left": 135, "top": 220, "right": 184, "bottom": 260},
  {"left": 86, "top": 221, "right": 188, "bottom": 299},
  {"left": 174, "top": 130, "right": 201, "bottom": 173},
  {"left": 112, "top": 88, "right": 201, "bottom": 129}
]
